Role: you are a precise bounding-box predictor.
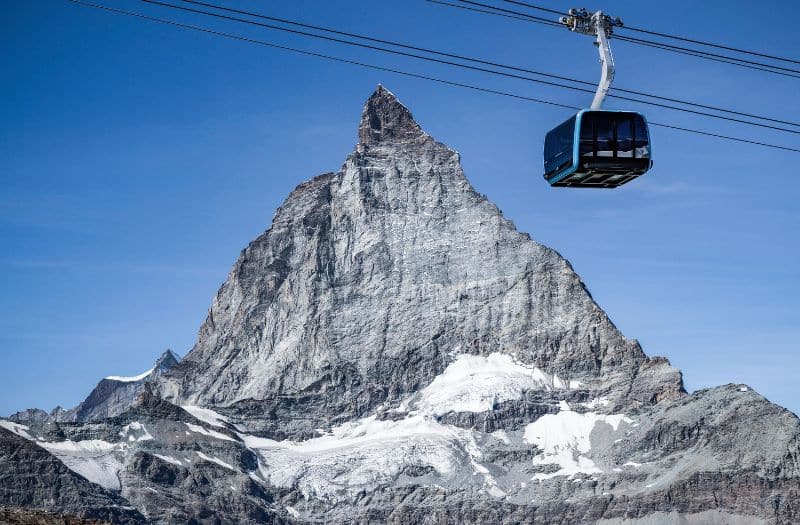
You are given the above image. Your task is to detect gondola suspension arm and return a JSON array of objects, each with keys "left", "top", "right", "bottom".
[{"left": 560, "top": 8, "right": 623, "bottom": 109}]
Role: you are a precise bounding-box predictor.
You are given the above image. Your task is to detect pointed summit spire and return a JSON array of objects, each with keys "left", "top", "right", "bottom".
[
  {"left": 155, "top": 349, "right": 180, "bottom": 371},
  {"left": 358, "top": 85, "right": 425, "bottom": 146}
]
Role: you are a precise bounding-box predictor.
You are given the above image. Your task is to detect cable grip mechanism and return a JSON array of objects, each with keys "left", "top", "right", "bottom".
[{"left": 560, "top": 8, "right": 623, "bottom": 109}]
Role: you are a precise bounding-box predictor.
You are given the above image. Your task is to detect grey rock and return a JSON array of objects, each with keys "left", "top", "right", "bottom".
[
  {"left": 0, "top": 428, "right": 145, "bottom": 524},
  {"left": 73, "top": 350, "right": 180, "bottom": 422},
  {"left": 0, "top": 507, "right": 114, "bottom": 525},
  {"left": 159, "top": 85, "right": 682, "bottom": 422}
]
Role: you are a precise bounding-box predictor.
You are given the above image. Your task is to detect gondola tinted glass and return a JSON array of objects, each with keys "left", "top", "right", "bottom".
[
  {"left": 544, "top": 110, "right": 652, "bottom": 188},
  {"left": 544, "top": 116, "right": 576, "bottom": 176}
]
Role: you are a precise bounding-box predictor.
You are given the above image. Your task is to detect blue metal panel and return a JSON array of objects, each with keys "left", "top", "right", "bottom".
[{"left": 546, "top": 110, "right": 586, "bottom": 184}]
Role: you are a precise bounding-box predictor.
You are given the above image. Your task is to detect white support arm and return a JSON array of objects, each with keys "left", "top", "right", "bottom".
[{"left": 591, "top": 13, "right": 615, "bottom": 110}]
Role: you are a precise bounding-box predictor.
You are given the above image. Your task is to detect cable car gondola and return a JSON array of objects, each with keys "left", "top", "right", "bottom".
[
  {"left": 543, "top": 8, "right": 653, "bottom": 189},
  {"left": 544, "top": 109, "right": 652, "bottom": 187}
]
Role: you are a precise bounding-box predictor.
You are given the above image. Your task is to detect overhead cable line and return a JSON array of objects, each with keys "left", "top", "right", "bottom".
[
  {"left": 448, "top": 0, "right": 561, "bottom": 26},
  {"left": 175, "top": 0, "right": 799, "bottom": 128},
  {"left": 611, "top": 34, "right": 800, "bottom": 79},
  {"left": 66, "top": 0, "right": 581, "bottom": 113},
  {"left": 611, "top": 33, "right": 800, "bottom": 76},
  {"left": 432, "top": 0, "right": 564, "bottom": 28},
  {"left": 501, "top": 0, "right": 800, "bottom": 66},
  {"left": 66, "top": 0, "right": 800, "bottom": 154},
  {"left": 501, "top": 0, "right": 565, "bottom": 16},
  {"left": 140, "top": 0, "right": 800, "bottom": 134},
  {"left": 428, "top": 0, "right": 557, "bottom": 27},
  {"left": 441, "top": 0, "right": 800, "bottom": 78},
  {"left": 461, "top": 0, "right": 800, "bottom": 77}
]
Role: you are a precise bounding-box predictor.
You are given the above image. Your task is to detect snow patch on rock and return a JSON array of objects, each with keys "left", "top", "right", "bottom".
[
  {"left": 154, "top": 454, "right": 184, "bottom": 467},
  {"left": 196, "top": 451, "right": 237, "bottom": 471},
  {"left": 0, "top": 420, "right": 33, "bottom": 439},
  {"left": 120, "top": 421, "right": 153, "bottom": 442},
  {"left": 524, "top": 411, "right": 632, "bottom": 480},
  {"left": 182, "top": 405, "right": 230, "bottom": 428},
  {"left": 38, "top": 439, "right": 123, "bottom": 490},
  {"left": 409, "top": 353, "right": 579, "bottom": 416},
  {"left": 241, "top": 414, "right": 487, "bottom": 502},
  {"left": 105, "top": 367, "right": 154, "bottom": 383},
  {"left": 185, "top": 422, "right": 235, "bottom": 442}
]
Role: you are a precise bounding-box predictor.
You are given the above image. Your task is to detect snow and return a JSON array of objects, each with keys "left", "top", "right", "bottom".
[
  {"left": 582, "top": 397, "right": 611, "bottom": 409},
  {"left": 242, "top": 414, "right": 457, "bottom": 455},
  {"left": 285, "top": 506, "right": 300, "bottom": 518},
  {"left": 154, "top": 454, "right": 183, "bottom": 467},
  {"left": 39, "top": 439, "right": 123, "bottom": 490},
  {"left": 40, "top": 439, "right": 118, "bottom": 453},
  {"left": 0, "top": 420, "right": 33, "bottom": 439},
  {"left": 120, "top": 421, "right": 153, "bottom": 442},
  {"left": 1, "top": 420, "right": 124, "bottom": 490},
  {"left": 461, "top": 431, "right": 500, "bottom": 494},
  {"left": 105, "top": 367, "right": 154, "bottom": 382},
  {"left": 553, "top": 376, "right": 583, "bottom": 389},
  {"left": 411, "top": 353, "right": 578, "bottom": 416},
  {"left": 523, "top": 411, "right": 632, "bottom": 480},
  {"left": 185, "top": 422, "right": 235, "bottom": 442},
  {"left": 196, "top": 451, "right": 237, "bottom": 471},
  {"left": 623, "top": 461, "right": 642, "bottom": 468},
  {"left": 182, "top": 405, "right": 230, "bottom": 427},
  {"left": 235, "top": 353, "right": 598, "bottom": 502},
  {"left": 241, "top": 414, "right": 481, "bottom": 502},
  {"left": 249, "top": 471, "right": 265, "bottom": 484}
]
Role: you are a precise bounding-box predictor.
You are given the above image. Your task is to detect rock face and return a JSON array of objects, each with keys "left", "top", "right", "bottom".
[
  {"left": 160, "top": 85, "right": 681, "bottom": 419},
  {"left": 0, "top": 428, "right": 144, "bottom": 524},
  {"left": 9, "top": 350, "right": 181, "bottom": 425},
  {"left": 2, "top": 86, "right": 799, "bottom": 524},
  {"left": 72, "top": 350, "right": 181, "bottom": 422}
]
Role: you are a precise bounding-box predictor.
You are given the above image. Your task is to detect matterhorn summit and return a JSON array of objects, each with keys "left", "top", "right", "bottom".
[{"left": 2, "top": 87, "right": 798, "bottom": 524}]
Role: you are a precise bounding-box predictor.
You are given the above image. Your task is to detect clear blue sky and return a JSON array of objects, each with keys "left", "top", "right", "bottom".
[{"left": 2, "top": 0, "right": 798, "bottom": 416}]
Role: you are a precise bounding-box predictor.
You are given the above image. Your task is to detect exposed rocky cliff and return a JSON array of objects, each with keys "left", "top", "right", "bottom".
[
  {"left": 2, "top": 86, "right": 798, "bottom": 524},
  {"left": 159, "top": 85, "right": 682, "bottom": 422}
]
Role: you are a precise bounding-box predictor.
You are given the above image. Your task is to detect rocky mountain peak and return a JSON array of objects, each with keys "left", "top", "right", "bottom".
[
  {"left": 154, "top": 349, "right": 180, "bottom": 371},
  {"left": 358, "top": 85, "right": 425, "bottom": 146},
  {"left": 156, "top": 85, "right": 683, "bottom": 416}
]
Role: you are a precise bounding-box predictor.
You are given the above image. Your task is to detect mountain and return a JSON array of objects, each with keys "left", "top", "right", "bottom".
[
  {"left": 158, "top": 85, "right": 681, "bottom": 424},
  {"left": 9, "top": 350, "right": 181, "bottom": 426},
  {"left": 0, "top": 426, "right": 144, "bottom": 524},
  {"left": 2, "top": 86, "right": 798, "bottom": 524},
  {"left": 72, "top": 350, "right": 180, "bottom": 422}
]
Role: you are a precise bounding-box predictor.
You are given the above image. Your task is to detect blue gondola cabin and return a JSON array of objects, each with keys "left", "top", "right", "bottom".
[{"left": 544, "top": 110, "right": 653, "bottom": 188}]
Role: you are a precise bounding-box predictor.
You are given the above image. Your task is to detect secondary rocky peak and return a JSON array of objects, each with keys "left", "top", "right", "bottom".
[
  {"left": 154, "top": 349, "right": 180, "bottom": 371},
  {"left": 358, "top": 85, "right": 425, "bottom": 146},
  {"left": 57, "top": 349, "right": 183, "bottom": 423}
]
